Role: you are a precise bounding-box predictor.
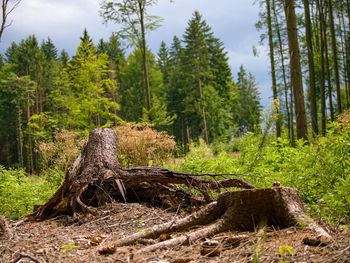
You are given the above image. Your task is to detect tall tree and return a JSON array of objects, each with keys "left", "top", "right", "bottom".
[
  {"left": 0, "top": 67, "right": 36, "bottom": 171},
  {"left": 52, "top": 30, "right": 120, "bottom": 130},
  {"left": 328, "top": 0, "right": 342, "bottom": 114},
  {"left": 266, "top": 0, "right": 281, "bottom": 137},
  {"left": 157, "top": 40, "right": 171, "bottom": 87},
  {"left": 316, "top": 0, "right": 327, "bottom": 135},
  {"left": 100, "top": 0, "right": 162, "bottom": 112},
  {"left": 236, "top": 65, "right": 261, "bottom": 134},
  {"left": 272, "top": 0, "right": 293, "bottom": 144},
  {"left": 303, "top": 0, "right": 318, "bottom": 135},
  {"left": 284, "top": 0, "right": 308, "bottom": 140},
  {"left": 167, "top": 36, "right": 188, "bottom": 146},
  {"left": 181, "top": 11, "right": 211, "bottom": 143}
]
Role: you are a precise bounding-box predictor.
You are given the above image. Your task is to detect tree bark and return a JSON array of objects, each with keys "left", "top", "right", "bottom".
[
  {"left": 284, "top": 0, "right": 308, "bottom": 140},
  {"left": 272, "top": 0, "right": 292, "bottom": 143},
  {"left": 317, "top": 0, "right": 327, "bottom": 135},
  {"left": 138, "top": 0, "right": 151, "bottom": 112},
  {"left": 303, "top": 0, "right": 318, "bottom": 136},
  {"left": 114, "top": 187, "right": 333, "bottom": 253},
  {"left": 266, "top": 0, "right": 281, "bottom": 138},
  {"left": 328, "top": 0, "right": 342, "bottom": 114}
]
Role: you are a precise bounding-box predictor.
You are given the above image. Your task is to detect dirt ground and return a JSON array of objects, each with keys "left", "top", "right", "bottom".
[{"left": 0, "top": 202, "right": 349, "bottom": 263}]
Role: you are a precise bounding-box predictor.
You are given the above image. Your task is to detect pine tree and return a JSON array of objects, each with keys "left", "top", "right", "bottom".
[
  {"left": 157, "top": 41, "right": 171, "bottom": 87},
  {"left": 236, "top": 65, "right": 261, "bottom": 134},
  {"left": 52, "top": 30, "right": 120, "bottom": 130},
  {"left": 180, "top": 11, "right": 238, "bottom": 143},
  {"left": 41, "top": 37, "right": 58, "bottom": 62},
  {"left": 59, "top": 50, "right": 70, "bottom": 67}
]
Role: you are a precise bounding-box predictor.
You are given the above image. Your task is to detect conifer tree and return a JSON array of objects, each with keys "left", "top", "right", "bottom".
[
  {"left": 236, "top": 65, "right": 261, "bottom": 134},
  {"left": 180, "top": 11, "right": 238, "bottom": 143},
  {"left": 52, "top": 30, "right": 120, "bottom": 130}
]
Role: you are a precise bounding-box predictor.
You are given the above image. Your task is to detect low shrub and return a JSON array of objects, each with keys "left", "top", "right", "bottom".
[
  {"left": 115, "top": 123, "right": 176, "bottom": 167},
  {"left": 37, "top": 129, "right": 85, "bottom": 171},
  {"left": 0, "top": 166, "right": 59, "bottom": 219}
]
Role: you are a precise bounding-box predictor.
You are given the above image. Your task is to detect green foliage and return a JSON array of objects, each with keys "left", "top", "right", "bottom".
[
  {"left": 169, "top": 123, "right": 350, "bottom": 222},
  {"left": 52, "top": 30, "right": 121, "bottom": 130},
  {"left": 60, "top": 242, "right": 78, "bottom": 253},
  {"left": 236, "top": 65, "right": 262, "bottom": 134},
  {"left": 0, "top": 166, "right": 59, "bottom": 219},
  {"left": 278, "top": 245, "right": 295, "bottom": 263}
]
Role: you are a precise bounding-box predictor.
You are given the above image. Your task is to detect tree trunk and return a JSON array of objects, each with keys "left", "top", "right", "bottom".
[
  {"left": 284, "top": 0, "right": 308, "bottom": 140},
  {"left": 317, "top": 0, "right": 327, "bottom": 135},
  {"left": 138, "top": 1, "right": 151, "bottom": 112},
  {"left": 266, "top": 0, "right": 281, "bottom": 138},
  {"left": 114, "top": 187, "right": 333, "bottom": 254},
  {"left": 303, "top": 0, "right": 318, "bottom": 136},
  {"left": 199, "top": 78, "right": 209, "bottom": 144},
  {"left": 328, "top": 0, "right": 342, "bottom": 114},
  {"left": 272, "top": 0, "right": 291, "bottom": 144}
]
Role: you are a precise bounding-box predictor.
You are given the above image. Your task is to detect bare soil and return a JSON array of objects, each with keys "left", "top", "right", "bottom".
[{"left": 1, "top": 203, "right": 349, "bottom": 263}]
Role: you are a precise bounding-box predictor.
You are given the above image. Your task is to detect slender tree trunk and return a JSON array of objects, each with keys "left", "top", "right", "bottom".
[
  {"left": 284, "top": 0, "right": 308, "bottom": 140},
  {"left": 266, "top": 0, "right": 281, "bottom": 138},
  {"left": 26, "top": 94, "right": 33, "bottom": 173},
  {"left": 328, "top": 0, "right": 342, "bottom": 114},
  {"left": 317, "top": 0, "right": 327, "bottom": 135},
  {"left": 138, "top": 1, "right": 151, "bottom": 112},
  {"left": 303, "top": 0, "right": 318, "bottom": 135},
  {"left": 17, "top": 109, "right": 24, "bottom": 167},
  {"left": 290, "top": 85, "right": 295, "bottom": 146},
  {"left": 273, "top": 0, "right": 292, "bottom": 144},
  {"left": 339, "top": 10, "right": 349, "bottom": 108},
  {"left": 324, "top": 26, "right": 335, "bottom": 121},
  {"left": 198, "top": 78, "right": 209, "bottom": 144}
]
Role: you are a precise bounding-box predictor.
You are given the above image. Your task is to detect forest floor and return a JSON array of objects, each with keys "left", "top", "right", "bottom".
[{"left": 0, "top": 202, "right": 349, "bottom": 263}]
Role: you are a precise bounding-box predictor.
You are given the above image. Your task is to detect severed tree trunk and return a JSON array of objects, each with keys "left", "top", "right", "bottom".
[
  {"left": 30, "top": 128, "right": 332, "bottom": 252},
  {"left": 113, "top": 187, "right": 332, "bottom": 254}
]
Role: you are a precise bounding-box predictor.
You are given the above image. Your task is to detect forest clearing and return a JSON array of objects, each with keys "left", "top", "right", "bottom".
[{"left": 1, "top": 0, "right": 350, "bottom": 262}]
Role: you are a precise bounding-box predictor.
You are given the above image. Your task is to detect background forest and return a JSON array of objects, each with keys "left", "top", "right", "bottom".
[{"left": 0, "top": 0, "right": 349, "bottom": 225}]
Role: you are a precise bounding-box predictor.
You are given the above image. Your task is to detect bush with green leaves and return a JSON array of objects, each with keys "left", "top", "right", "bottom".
[{"left": 0, "top": 166, "right": 63, "bottom": 219}]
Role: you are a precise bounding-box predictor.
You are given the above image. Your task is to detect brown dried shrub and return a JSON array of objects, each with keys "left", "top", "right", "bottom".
[
  {"left": 37, "top": 129, "right": 85, "bottom": 171},
  {"left": 337, "top": 110, "right": 350, "bottom": 128},
  {"left": 115, "top": 123, "right": 176, "bottom": 167}
]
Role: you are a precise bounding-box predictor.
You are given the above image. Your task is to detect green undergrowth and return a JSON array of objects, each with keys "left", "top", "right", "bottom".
[
  {"left": 167, "top": 123, "right": 350, "bottom": 223},
  {"left": 1, "top": 123, "right": 349, "bottom": 223},
  {"left": 0, "top": 166, "right": 64, "bottom": 219}
]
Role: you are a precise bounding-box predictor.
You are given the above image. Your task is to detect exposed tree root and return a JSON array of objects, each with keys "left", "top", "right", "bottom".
[
  {"left": 29, "top": 128, "right": 254, "bottom": 221},
  {"left": 137, "top": 219, "right": 226, "bottom": 254},
  {"left": 115, "top": 200, "right": 220, "bottom": 247},
  {"left": 116, "top": 187, "right": 333, "bottom": 252},
  {"left": 27, "top": 128, "right": 332, "bottom": 254}
]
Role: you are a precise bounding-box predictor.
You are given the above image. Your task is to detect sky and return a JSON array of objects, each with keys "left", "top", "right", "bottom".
[{"left": 0, "top": 0, "right": 272, "bottom": 106}]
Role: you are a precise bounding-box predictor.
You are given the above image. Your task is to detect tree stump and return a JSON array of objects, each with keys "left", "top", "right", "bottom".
[{"left": 29, "top": 128, "right": 332, "bottom": 252}]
